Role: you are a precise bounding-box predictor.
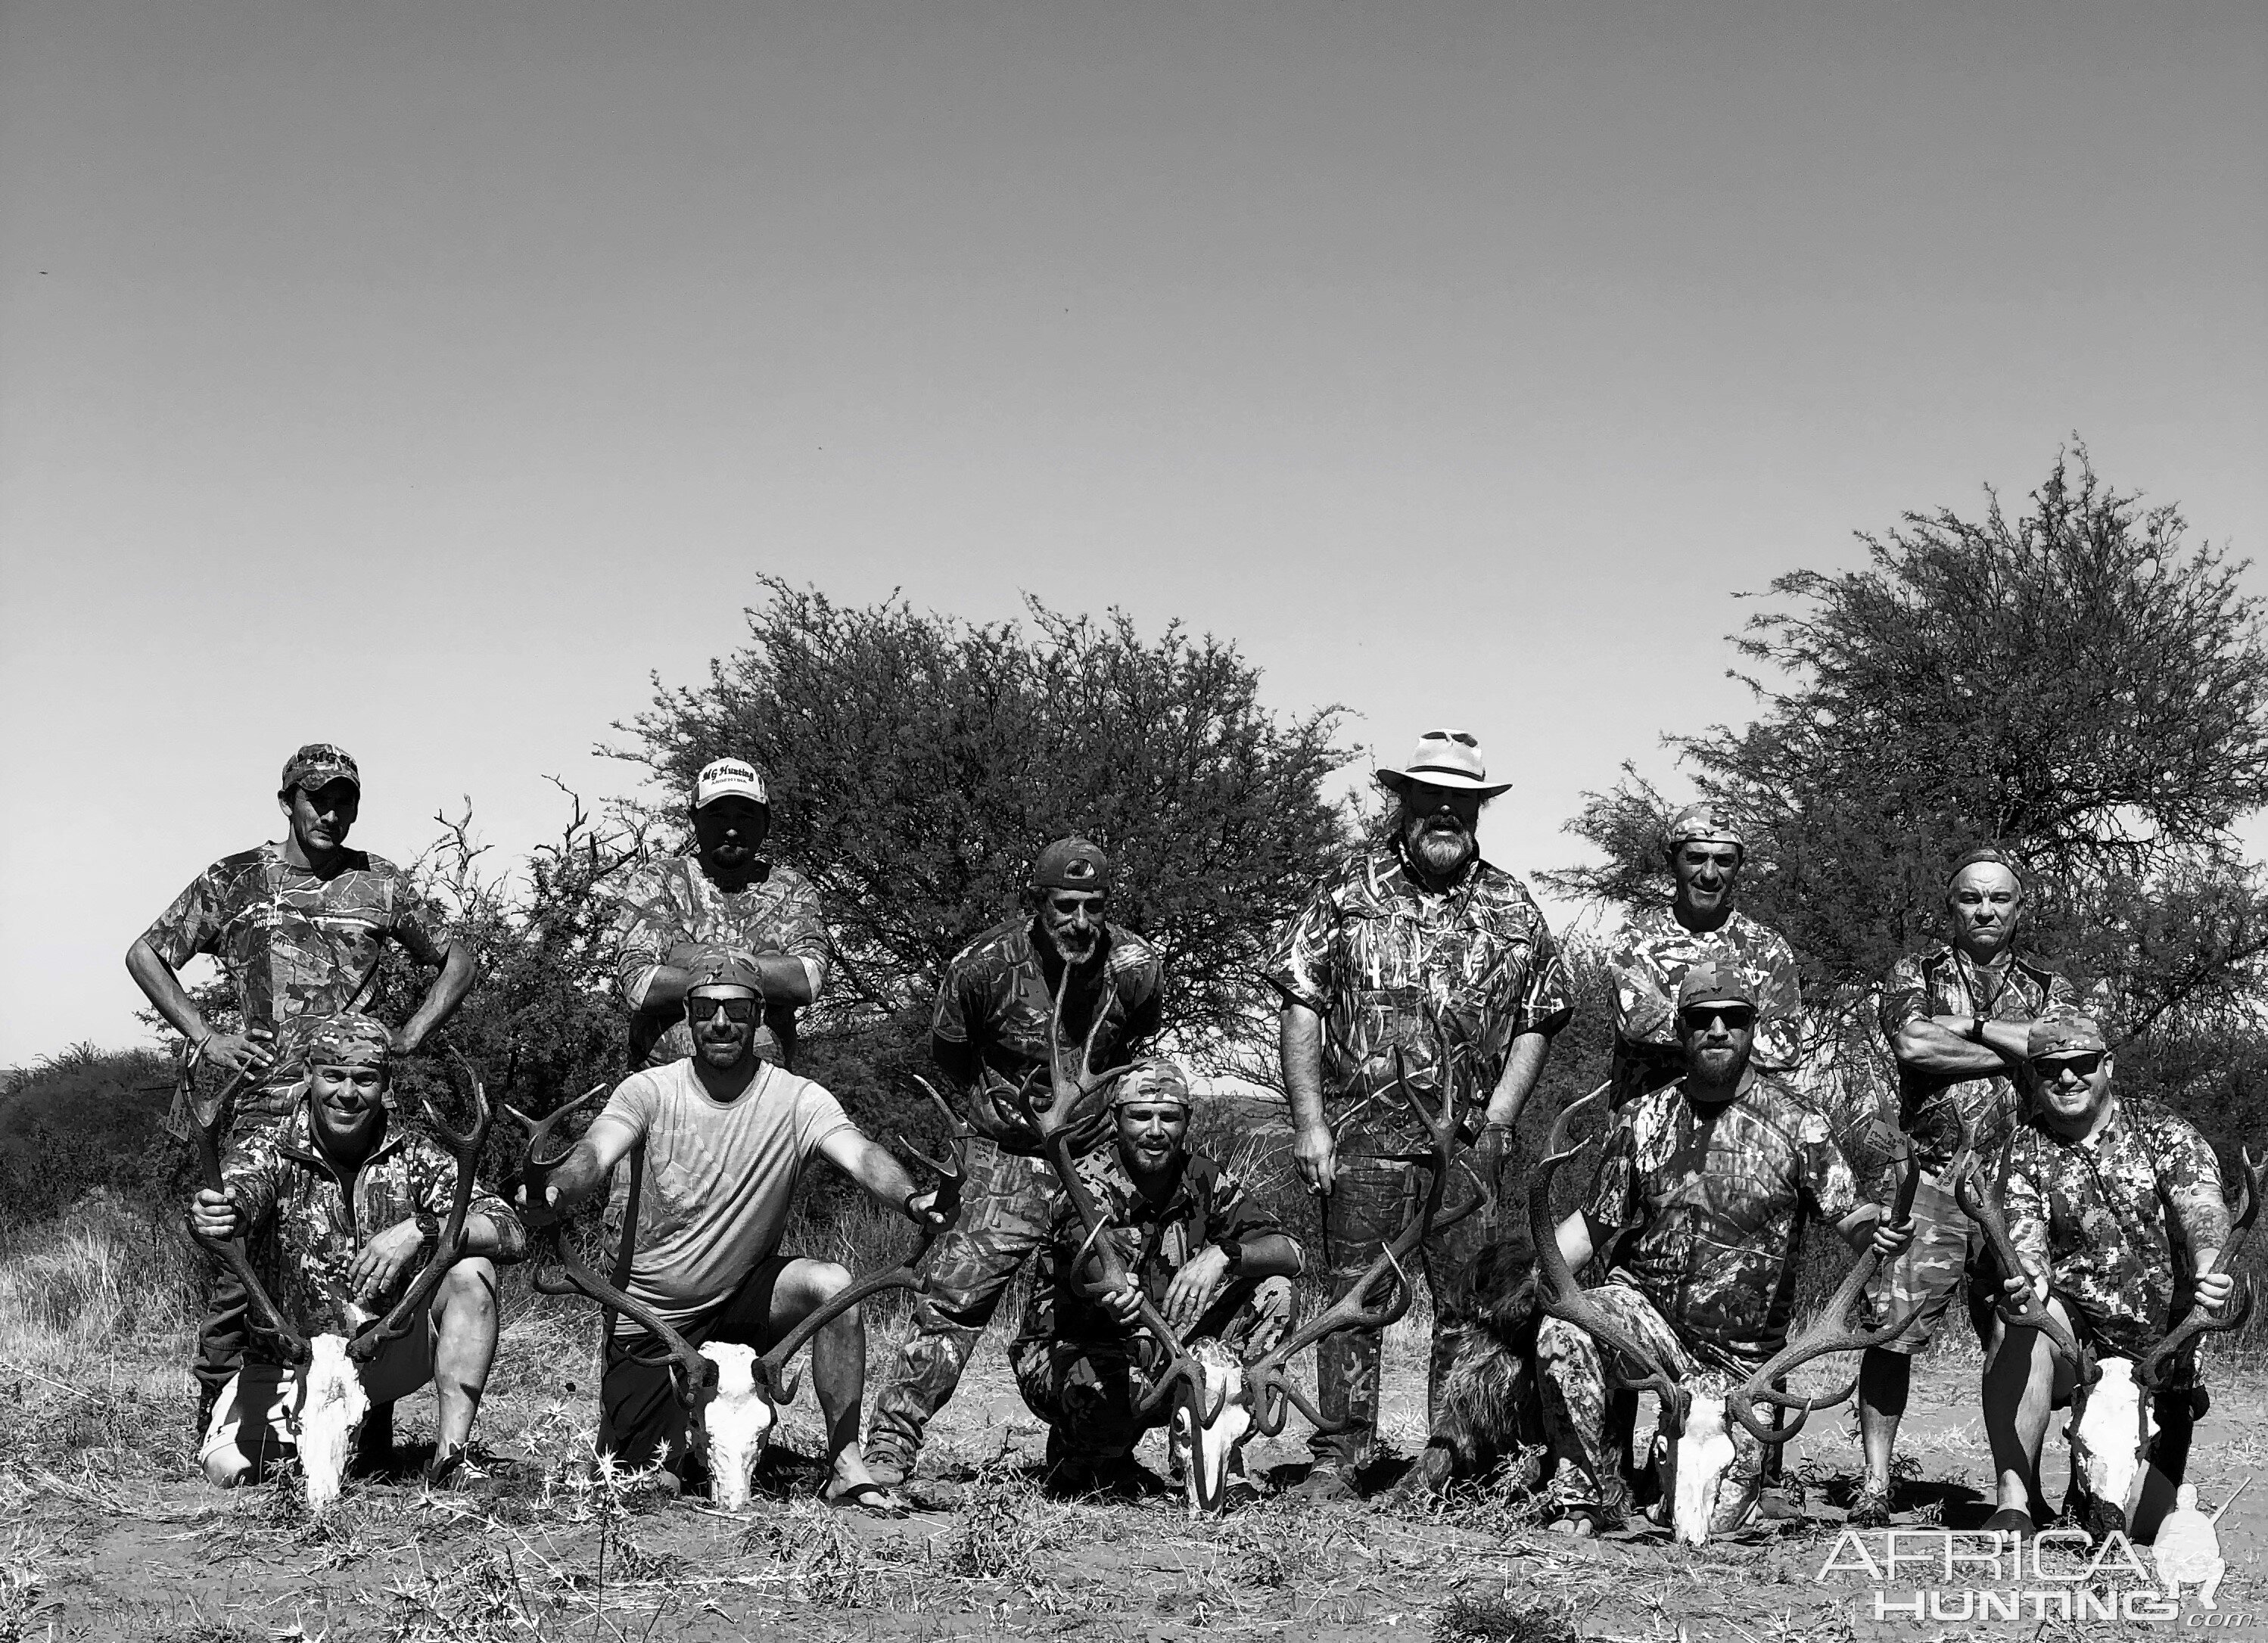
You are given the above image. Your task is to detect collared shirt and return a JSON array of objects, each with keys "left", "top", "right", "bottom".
[
  {"left": 219, "top": 1103, "right": 527, "bottom": 1344},
  {"left": 1584, "top": 1071, "right": 1859, "bottom": 1371},
  {"left": 1605, "top": 905, "right": 1806, "bottom": 1109},
  {"left": 142, "top": 844, "right": 446, "bottom": 1112},
  {"left": 1879, "top": 942, "right": 2077, "bottom": 1170},
  {"left": 2003, "top": 1097, "right": 2232, "bottom": 1358},
  {"left": 1266, "top": 844, "right": 1573, "bottom": 1155},
  {"left": 607, "top": 851, "right": 831, "bottom": 1067},
  {"left": 931, "top": 918, "right": 1164, "bottom": 1150},
  {"left": 1016, "top": 1143, "right": 1290, "bottom": 1350}
]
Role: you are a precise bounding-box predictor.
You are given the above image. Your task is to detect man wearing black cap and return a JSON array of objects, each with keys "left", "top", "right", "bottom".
[
  {"left": 1268, "top": 730, "right": 1574, "bottom": 1500},
  {"left": 863, "top": 836, "right": 1164, "bottom": 1488},
  {"left": 1853, "top": 848, "right": 2078, "bottom": 1526},
  {"left": 126, "top": 742, "right": 477, "bottom": 1433}
]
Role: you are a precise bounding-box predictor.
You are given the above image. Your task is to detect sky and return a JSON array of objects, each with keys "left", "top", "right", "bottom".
[{"left": 2, "top": 2, "right": 2263, "bottom": 1066}]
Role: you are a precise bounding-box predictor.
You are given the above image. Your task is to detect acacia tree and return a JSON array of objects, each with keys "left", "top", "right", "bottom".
[
  {"left": 618, "top": 579, "right": 1352, "bottom": 1097},
  {"left": 1551, "top": 449, "right": 2268, "bottom": 1141}
]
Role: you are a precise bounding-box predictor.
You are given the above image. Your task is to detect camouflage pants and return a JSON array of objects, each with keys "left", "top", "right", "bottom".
[
  {"left": 1311, "top": 1156, "right": 1498, "bottom": 1470},
  {"left": 191, "top": 1096, "right": 305, "bottom": 1414},
  {"left": 866, "top": 1137, "right": 1068, "bottom": 1468},
  {"left": 1535, "top": 1280, "right": 1767, "bottom": 1520},
  {"left": 1862, "top": 1167, "right": 1993, "bottom": 1355}
]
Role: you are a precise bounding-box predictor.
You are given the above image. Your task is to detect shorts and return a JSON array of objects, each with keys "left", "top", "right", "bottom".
[
  {"left": 1863, "top": 1168, "right": 1987, "bottom": 1356},
  {"left": 198, "top": 1309, "right": 434, "bottom": 1467}
]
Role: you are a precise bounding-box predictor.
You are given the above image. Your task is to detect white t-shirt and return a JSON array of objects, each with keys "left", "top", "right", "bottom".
[{"left": 599, "top": 1058, "right": 854, "bottom": 1329}]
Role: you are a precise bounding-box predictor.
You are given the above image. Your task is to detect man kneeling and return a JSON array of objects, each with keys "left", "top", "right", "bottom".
[
  {"left": 1012, "top": 1062, "right": 1303, "bottom": 1495},
  {"left": 191, "top": 1013, "right": 525, "bottom": 1487}
]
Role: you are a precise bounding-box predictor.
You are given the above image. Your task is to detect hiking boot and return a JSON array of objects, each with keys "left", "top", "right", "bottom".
[
  {"left": 1283, "top": 1461, "right": 1362, "bottom": 1504},
  {"left": 863, "top": 1447, "right": 913, "bottom": 1490},
  {"left": 1756, "top": 1483, "right": 1804, "bottom": 1522},
  {"left": 1846, "top": 1485, "right": 1893, "bottom": 1529}
]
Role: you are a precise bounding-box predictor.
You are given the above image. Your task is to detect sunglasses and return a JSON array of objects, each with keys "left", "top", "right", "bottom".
[
  {"left": 2030, "top": 1052, "right": 2104, "bottom": 1081},
  {"left": 1679, "top": 1005, "right": 1756, "bottom": 1033},
  {"left": 686, "top": 996, "right": 758, "bottom": 1024}
]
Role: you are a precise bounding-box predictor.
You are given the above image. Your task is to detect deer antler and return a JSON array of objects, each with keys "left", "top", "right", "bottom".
[
  {"left": 182, "top": 1062, "right": 313, "bottom": 1366},
  {"left": 1730, "top": 1143, "right": 1924, "bottom": 1445},
  {"left": 1529, "top": 1088, "right": 1691, "bottom": 1434},
  {"left": 1948, "top": 1108, "right": 2091, "bottom": 1381},
  {"left": 2139, "top": 1147, "right": 2261, "bottom": 1390},
  {"left": 350, "top": 1045, "right": 503, "bottom": 1358}
]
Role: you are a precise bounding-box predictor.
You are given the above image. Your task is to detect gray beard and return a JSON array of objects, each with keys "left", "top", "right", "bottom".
[{"left": 1407, "top": 825, "right": 1476, "bottom": 879}]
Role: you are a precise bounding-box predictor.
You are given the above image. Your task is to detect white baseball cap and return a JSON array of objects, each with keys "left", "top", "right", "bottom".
[{"left": 693, "top": 758, "right": 769, "bottom": 810}]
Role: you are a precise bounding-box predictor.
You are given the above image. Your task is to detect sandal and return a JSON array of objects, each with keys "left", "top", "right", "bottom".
[
  {"left": 826, "top": 1479, "right": 911, "bottom": 1519},
  {"left": 1545, "top": 1501, "right": 1612, "bottom": 1538}
]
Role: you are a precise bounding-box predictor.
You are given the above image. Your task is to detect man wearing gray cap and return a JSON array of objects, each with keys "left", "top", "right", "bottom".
[
  {"left": 1268, "top": 729, "right": 1573, "bottom": 1500},
  {"left": 864, "top": 836, "right": 1165, "bottom": 1487},
  {"left": 127, "top": 742, "right": 476, "bottom": 1435}
]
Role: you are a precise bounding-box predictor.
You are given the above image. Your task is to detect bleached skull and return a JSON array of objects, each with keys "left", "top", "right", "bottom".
[
  {"left": 2069, "top": 1357, "right": 2154, "bottom": 1533},
  {"left": 293, "top": 1334, "right": 371, "bottom": 1511},
  {"left": 1169, "top": 1342, "right": 1251, "bottom": 1517},
  {"left": 698, "top": 1342, "right": 775, "bottom": 1511}
]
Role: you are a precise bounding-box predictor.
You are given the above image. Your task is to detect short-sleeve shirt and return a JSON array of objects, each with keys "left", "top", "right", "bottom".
[
  {"left": 1584, "top": 1071, "right": 1859, "bottom": 1371},
  {"left": 596, "top": 1059, "right": 855, "bottom": 1331},
  {"left": 931, "top": 918, "right": 1164, "bottom": 1150},
  {"left": 1606, "top": 906, "right": 1806, "bottom": 1109},
  {"left": 143, "top": 844, "right": 446, "bottom": 1111},
  {"left": 1016, "top": 1144, "right": 1289, "bottom": 1351},
  {"left": 2002, "top": 1098, "right": 2232, "bottom": 1358},
  {"left": 607, "top": 853, "right": 831, "bottom": 1067},
  {"left": 221, "top": 1102, "right": 527, "bottom": 1346},
  {"left": 1879, "top": 944, "right": 2077, "bottom": 1171},
  {"left": 1266, "top": 844, "right": 1573, "bottom": 1156}
]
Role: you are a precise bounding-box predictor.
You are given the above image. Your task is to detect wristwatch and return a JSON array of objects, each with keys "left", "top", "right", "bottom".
[
  {"left": 412, "top": 1207, "right": 442, "bottom": 1246},
  {"left": 1217, "top": 1237, "right": 1246, "bottom": 1275},
  {"left": 1967, "top": 1015, "right": 1990, "bottom": 1044}
]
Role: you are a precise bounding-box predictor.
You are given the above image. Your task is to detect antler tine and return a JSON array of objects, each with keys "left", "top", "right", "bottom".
[
  {"left": 1952, "top": 1150, "right": 2090, "bottom": 1377},
  {"left": 2141, "top": 1147, "right": 2263, "bottom": 1389},
  {"left": 531, "top": 1231, "right": 719, "bottom": 1411},
  {"left": 182, "top": 1063, "right": 313, "bottom": 1366},
  {"left": 351, "top": 1047, "right": 499, "bottom": 1358},
  {"left": 506, "top": 1080, "right": 611, "bottom": 1168}
]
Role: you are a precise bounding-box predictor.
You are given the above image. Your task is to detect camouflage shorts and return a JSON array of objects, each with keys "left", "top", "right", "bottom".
[{"left": 1863, "top": 1168, "right": 1987, "bottom": 1355}]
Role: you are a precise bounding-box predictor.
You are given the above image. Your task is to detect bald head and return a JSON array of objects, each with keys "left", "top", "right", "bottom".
[{"left": 1947, "top": 859, "right": 2024, "bottom": 960}]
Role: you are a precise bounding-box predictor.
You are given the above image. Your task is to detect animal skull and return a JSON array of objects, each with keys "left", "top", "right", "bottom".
[
  {"left": 1655, "top": 1392, "right": 1746, "bottom": 1546},
  {"left": 1169, "top": 1342, "right": 1251, "bottom": 1517},
  {"left": 699, "top": 1342, "right": 776, "bottom": 1510},
  {"left": 2069, "top": 1357, "right": 2154, "bottom": 1534},
  {"left": 292, "top": 1334, "right": 372, "bottom": 1511}
]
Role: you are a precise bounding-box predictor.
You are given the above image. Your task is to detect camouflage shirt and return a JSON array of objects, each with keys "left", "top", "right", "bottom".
[
  {"left": 608, "top": 852, "right": 831, "bottom": 1067},
  {"left": 1267, "top": 843, "right": 1573, "bottom": 1156},
  {"left": 1606, "top": 905, "right": 1806, "bottom": 1109},
  {"left": 2003, "top": 1097, "right": 2232, "bottom": 1358},
  {"left": 142, "top": 844, "right": 446, "bottom": 1112},
  {"left": 1585, "top": 1071, "right": 1860, "bottom": 1371},
  {"left": 1880, "top": 943, "right": 2077, "bottom": 1171},
  {"left": 219, "top": 1102, "right": 527, "bottom": 1346},
  {"left": 932, "top": 918, "right": 1164, "bottom": 1151},
  {"left": 1016, "top": 1144, "right": 1289, "bottom": 1350}
]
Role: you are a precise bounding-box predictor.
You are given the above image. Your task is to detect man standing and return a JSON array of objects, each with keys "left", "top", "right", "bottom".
[
  {"left": 863, "top": 837, "right": 1164, "bottom": 1489},
  {"left": 610, "top": 756, "right": 829, "bottom": 1069},
  {"left": 1268, "top": 729, "right": 1573, "bottom": 1501},
  {"left": 1853, "top": 848, "right": 2077, "bottom": 1526},
  {"left": 1604, "top": 806, "right": 1805, "bottom": 1110},
  {"left": 188, "top": 1014, "right": 523, "bottom": 1486},
  {"left": 532, "top": 951, "right": 940, "bottom": 1514},
  {"left": 1012, "top": 1061, "right": 1302, "bottom": 1495},
  {"left": 1981, "top": 1010, "right": 2235, "bottom": 1539},
  {"left": 128, "top": 743, "right": 476, "bottom": 1430}
]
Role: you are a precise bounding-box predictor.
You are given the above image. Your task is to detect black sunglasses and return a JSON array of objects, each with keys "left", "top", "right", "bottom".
[
  {"left": 686, "top": 996, "right": 758, "bottom": 1024},
  {"left": 1679, "top": 1005, "right": 1756, "bottom": 1033},
  {"left": 2030, "top": 1052, "right": 2104, "bottom": 1081}
]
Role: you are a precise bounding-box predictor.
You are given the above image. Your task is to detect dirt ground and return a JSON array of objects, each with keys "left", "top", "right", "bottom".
[{"left": 5, "top": 1296, "right": 2266, "bottom": 1643}]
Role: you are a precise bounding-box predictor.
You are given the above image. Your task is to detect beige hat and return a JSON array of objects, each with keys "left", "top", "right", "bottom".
[{"left": 1376, "top": 730, "right": 1510, "bottom": 798}]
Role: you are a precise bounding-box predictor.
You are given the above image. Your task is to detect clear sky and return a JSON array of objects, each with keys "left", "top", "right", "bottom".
[{"left": 2, "top": 2, "right": 2263, "bottom": 1066}]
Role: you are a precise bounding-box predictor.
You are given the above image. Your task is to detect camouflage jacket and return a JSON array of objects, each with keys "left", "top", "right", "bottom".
[
  {"left": 607, "top": 852, "right": 830, "bottom": 1068},
  {"left": 931, "top": 919, "right": 1163, "bottom": 1152},
  {"left": 219, "top": 1103, "right": 527, "bottom": 1345},
  {"left": 1606, "top": 905, "right": 1806, "bottom": 1109},
  {"left": 2002, "top": 1098, "right": 2232, "bottom": 1358},
  {"left": 142, "top": 844, "right": 446, "bottom": 1115},
  {"left": 1879, "top": 943, "right": 2077, "bottom": 1171},
  {"left": 1016, "top": 1143, "right": 1290, "bottom": 1351},
  {"left": 1585, "top": 1071, "right": 1860, "bottom": 1371},
  {"left": 1266, "top": 843, "right": 1573, "bottom": 1156}
]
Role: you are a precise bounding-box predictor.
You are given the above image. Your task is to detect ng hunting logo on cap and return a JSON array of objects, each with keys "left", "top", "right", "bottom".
[{"left": 694, "top": 758, "right": 769, "bottom": 810}]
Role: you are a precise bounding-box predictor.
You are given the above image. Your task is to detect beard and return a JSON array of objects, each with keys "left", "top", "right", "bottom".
[
  {"left": 1041, "top": 923, "right": 1102, "bottom": 967},
  {"left": 1403, "top": 814, "right": 1478, "bottom": 879}
]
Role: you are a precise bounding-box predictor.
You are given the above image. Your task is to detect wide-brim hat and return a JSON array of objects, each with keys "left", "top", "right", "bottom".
[{"left": 1375, "top": 729, "right": 1511, "bottom": 798}]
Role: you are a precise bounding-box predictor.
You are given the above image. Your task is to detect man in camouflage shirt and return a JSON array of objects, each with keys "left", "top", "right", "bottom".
[
  {"left": 1537, "top": 966, "right": 1912, "bottom": 1535},
  {"left": 1270, "top": 730, "right": 1573, "bottom": 1500},
  {"left": 1012, "top": 1062, "right": 1302, "bottom": 1493},
  {"left": 1980, "top": 1010, "right": 2235, "bottom": 1538},
  {"left": 1854, "top": 848, "right": 2079, "bottom": 1525},
  {"left": 127, "top": 743, "right": 475, "bottom": 1428},
  {"left": 608, "top": 757, "right": 830, "bottom": 1069},
  {"left": 865, "top": 837, "right": 1165, "bottom": 1486},
  {"left": 188, "top": 1014, "right": 526, "bottom": 1486}
]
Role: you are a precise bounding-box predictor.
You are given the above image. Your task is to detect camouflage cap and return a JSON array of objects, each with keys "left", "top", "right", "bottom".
[
  {"left": 1948, "top": 845, "right": 2025, "bottom": 892},
  {"left": 1675, "top": 962, "right": 1756, "bottom": 1013},
  {"left": 299, "top": 1011, "right": 392, "bottom": 1069},
  {"left": 1032, "top": 837, "right": 1112, "bottom": 893},
  {"left": 683, "top": 944, "right": 767, "bottom": 997},
  {"left": 1666, "top": 804, "right": 1744, "bottom": 851},
  {"left": 1112, "top": 1059, "right": 1193, "bottom": 1110},
  {"left": 280, "top": 743, "right": 360, "bottom": 794},
  {"left": 2029, "top": 1010, "right": 2108, "bottom": 1060}
]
